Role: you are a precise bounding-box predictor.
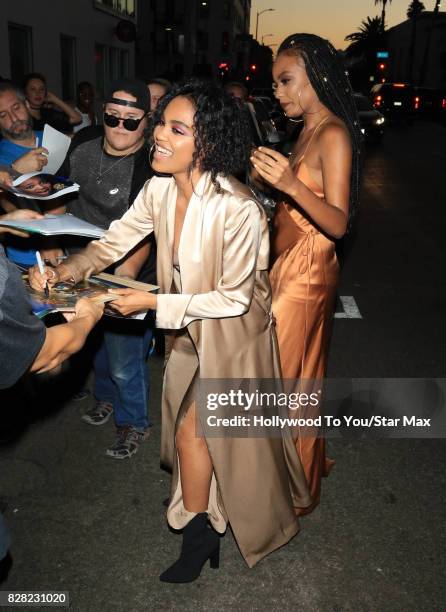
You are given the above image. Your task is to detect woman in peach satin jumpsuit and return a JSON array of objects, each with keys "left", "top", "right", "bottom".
[{"left": 252, "top": 33, "right": 363, "bottom": 515}]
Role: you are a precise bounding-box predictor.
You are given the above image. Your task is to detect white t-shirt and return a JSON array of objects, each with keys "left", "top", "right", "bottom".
[{"left": 73, "top": 107, "right": 94, "bottom": 133}]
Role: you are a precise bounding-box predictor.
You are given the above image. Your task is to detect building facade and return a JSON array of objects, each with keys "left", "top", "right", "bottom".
[
  {"left": 0, "top": 0, "right": 137, "bottom": 101},
  {"left": 386, "top": 10, "right": 446, "bottom": 87},
  {"left": 136, "top": 0, "right": 251, "bottom": 81}
]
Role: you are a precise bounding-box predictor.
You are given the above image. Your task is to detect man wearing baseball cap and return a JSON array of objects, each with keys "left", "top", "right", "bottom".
[{"left": 55, "top": 77, "right": 157, "bottom": 459}]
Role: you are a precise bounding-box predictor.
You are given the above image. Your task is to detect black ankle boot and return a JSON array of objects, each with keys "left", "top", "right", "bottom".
[{"left": 160, "top": 513, "right": 220, "bottom": 583}]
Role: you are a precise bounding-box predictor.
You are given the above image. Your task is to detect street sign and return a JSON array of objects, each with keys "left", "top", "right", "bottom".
[{"left": 377, "top": 51, "right": 389, "bottom": 59}]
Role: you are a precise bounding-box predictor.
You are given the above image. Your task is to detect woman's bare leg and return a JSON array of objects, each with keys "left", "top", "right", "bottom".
[{"left": 176, "top": 402, "right": 212, "bottom": 512}]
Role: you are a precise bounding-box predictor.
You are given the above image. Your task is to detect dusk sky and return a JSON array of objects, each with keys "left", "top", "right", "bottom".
[{"left": 249, "top": 0, "right": 440, "bottom": 50}]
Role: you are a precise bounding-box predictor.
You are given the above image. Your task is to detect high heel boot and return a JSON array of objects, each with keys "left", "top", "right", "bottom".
[{"left": 159, "top": 513, "right": 220, "bottom": 583}]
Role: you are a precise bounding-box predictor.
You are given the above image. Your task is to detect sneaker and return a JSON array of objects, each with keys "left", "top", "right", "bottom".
[
  {"left": 105, "top": 426, "right": 150, "bottom": 460},
  {"left": 81, "top": 401, "right": 113, "bottom": 426}
]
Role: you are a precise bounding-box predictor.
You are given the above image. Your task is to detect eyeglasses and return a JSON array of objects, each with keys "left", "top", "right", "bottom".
[{"left": 103, "top": 112, "right": 146, "bottom": 132}]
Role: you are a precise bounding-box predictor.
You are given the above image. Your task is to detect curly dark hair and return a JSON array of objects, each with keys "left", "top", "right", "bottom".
[
  {"left": 151, "top": 80, "right": 251, "bottom": 190},
  {"left": 278, "top": 34, "right": 363, "bottom": 228},
  {"left": 22, "top": 72, "right": 47, "bottom": 91}
]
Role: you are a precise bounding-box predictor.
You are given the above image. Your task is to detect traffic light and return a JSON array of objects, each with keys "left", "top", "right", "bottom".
[{"left": 377, "top": 61, "right": 387, "bottom": 84}]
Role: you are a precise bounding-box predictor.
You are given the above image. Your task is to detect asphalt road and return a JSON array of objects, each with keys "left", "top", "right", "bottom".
[{"left": 1, "top": 120, "right": 445, "bottom": 611}]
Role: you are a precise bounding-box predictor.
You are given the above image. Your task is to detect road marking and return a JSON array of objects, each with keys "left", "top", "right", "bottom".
[{"left": 335, "top": 296, "right": 362, "bottom": 319}]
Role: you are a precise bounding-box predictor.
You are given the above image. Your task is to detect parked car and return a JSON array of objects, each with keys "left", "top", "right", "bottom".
[
  {"left": 370, "top": 83, "right": 416, "bottom": 122},
  {"left": 249, "top": 97, "right": 283, "bottom": 146},
  {"left": 251, "top": 96, "right": 275, "bottom": 116},
  {"left": 354, "top": 93, "right": 386, "bottom": 142},
  {"left": 251, "top": 95, "right": 288, "bottom": 131},
  {"left": 250, "top": 88, "right": 275, "bottom": 101},
  {"left": 413, "top": 87, "right": 446, "bottom": 121}
]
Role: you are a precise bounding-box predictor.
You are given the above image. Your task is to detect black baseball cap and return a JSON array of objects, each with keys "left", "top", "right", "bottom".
[{"left": 105, "top": 77, "right": 150, "bottom": 113}]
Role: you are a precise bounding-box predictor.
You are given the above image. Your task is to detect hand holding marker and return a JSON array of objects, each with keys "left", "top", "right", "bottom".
[{"left": 35, "top": 251, "right": 50, "bottom": 298}]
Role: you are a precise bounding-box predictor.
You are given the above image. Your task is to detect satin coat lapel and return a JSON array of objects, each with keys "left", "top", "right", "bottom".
[
  {"left": 156, "top": 177, "right": 177, "bottom": 294},
  {"left": 178, "top": 173, "right": 212, "bottom": 294}
]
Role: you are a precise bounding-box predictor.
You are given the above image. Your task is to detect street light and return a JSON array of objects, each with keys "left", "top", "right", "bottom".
[
  {"left": 261, "top": 33, "right": 274, "bottom": 45},
  {"left": 255, "top": 8, "right": 275, "bottom": 41}
]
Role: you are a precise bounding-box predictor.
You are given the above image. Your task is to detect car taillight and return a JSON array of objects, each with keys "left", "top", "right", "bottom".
[
  {"left": 442, "top": 98, "right": 446, "bottom": 109},
  {"left": 414, "top": 96, "right": 420, "bottom": 110},
  {"left": 374, "top": 95, "right": 382, "bottom": 107}
]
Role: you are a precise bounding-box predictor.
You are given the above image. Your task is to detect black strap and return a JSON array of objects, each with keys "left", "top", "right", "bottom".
[{"left": 107, "top": 97, "right": 143, "bottom": 110}]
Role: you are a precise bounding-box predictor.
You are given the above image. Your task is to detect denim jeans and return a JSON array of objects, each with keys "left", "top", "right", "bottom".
[{"left": 93, "top": 316, "right": 153, "bottom": 432}]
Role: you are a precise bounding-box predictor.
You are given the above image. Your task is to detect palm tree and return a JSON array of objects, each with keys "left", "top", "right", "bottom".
[
  {"left": 407, "top": 0, "right": 425, "bottom": 19},
  {"left": 375, "top": 0, "right": 393, "bottom": 31},
  {"left": 345, "top": 16, "right": 384, "bottom": 57},
  {"left": 345, "top": 16, "right": 384, "bottom": 89},
  {"left": 407, "top": 1, "right": 425, "bottom": 82}
]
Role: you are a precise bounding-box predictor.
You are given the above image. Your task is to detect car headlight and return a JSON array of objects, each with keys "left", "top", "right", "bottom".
[
  {"left": 374, "top": 117, "right": 385, "bottom": 125},
  {"left": 360, "top": 128, "right": 365, "bottom": 134}
]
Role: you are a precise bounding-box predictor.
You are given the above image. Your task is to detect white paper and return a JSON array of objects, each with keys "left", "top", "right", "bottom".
[
  {"left": 0, "top": 213, "right": 104, "bottom": 237},
  {"left": 42, "top": 124, "right": 71, "bottom": 174}
]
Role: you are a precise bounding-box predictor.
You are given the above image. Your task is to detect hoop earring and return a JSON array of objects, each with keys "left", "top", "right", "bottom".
[
  {"left": 302, "top": 101, "right": 324, "bottom": 115},
  {"left": 297, "top": 82, "right": 324, "bottom": 115},
  {"left": 188, "top": 160, "right": 207, "bottom": 198},
  {"left": 149, "top": 142, "right": 156, "bottom": 167}
]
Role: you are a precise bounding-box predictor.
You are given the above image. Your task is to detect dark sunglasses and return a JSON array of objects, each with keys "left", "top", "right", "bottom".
[{"left": 103, "top": 112, "right": 146, "bottom": 131}]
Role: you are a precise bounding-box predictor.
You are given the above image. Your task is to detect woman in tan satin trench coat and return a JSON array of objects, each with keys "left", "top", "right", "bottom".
[{"left": 30, "top": 82, "right": 311, "bottom": 578}]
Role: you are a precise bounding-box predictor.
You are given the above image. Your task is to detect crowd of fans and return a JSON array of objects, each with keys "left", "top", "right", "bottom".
[
  {"left": 0, "top": 71, "right": 175, "bottom": 443},
  {"left": 0, "top": 71, "right": 174, "bottom": 576}
]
